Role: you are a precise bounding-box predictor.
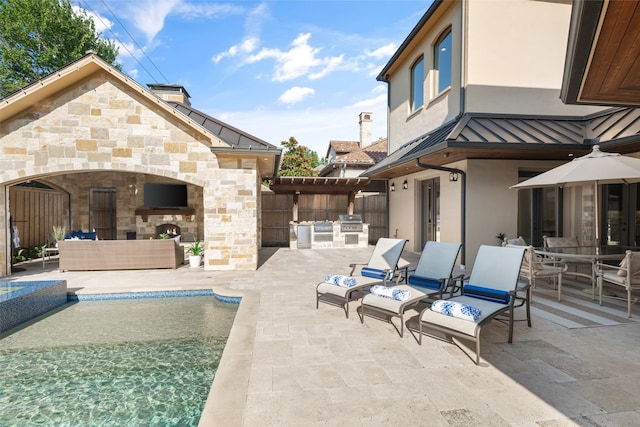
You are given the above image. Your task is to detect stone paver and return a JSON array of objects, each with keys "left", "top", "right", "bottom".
[{"left": 7, "top": 247, "right": 640, "bottom": 426}]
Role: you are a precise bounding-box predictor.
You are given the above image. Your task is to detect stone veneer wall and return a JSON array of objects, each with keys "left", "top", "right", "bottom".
[{"left": 0, "top": 72, "right": 260, "bottom": 275}]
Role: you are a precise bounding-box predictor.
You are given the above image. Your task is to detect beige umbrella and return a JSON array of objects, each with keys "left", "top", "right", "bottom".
[{"left": 511, "top": 145, "right": 640, "bottom": 246}]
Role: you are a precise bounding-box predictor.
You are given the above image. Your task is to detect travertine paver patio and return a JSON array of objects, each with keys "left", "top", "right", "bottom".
[{"left": 8, "top": 247, "right": 640, "bottom": 426}]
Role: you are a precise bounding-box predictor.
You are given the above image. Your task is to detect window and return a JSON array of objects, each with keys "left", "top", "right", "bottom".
[
  {"left": 410, "top": 57, "right": 424, "bottom": 111},
  {"left": 434, "top": 28, "right": 452, "bottom": 94}
]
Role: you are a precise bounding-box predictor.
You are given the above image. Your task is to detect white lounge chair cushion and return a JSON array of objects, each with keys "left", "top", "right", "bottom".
[
  {"left": 316, "top": 276, "right": 382, "bottom": 298},
  {"left": 324, "top": 274, "right": 357, "bottom": 287},
  {"left": 420, "top": 295, "right": 510, "bottom": 337},
  {"left": 370, "top": 285, "right": 411, "bottom": 301},
  {"left": 430, "top": 300, "right": 482, "bottom": 321},
  {"left": 361, "top": 285, "right": 436, "bottom": 314}
]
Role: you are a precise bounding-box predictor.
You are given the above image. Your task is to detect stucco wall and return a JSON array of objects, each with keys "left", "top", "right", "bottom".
[
  {"left": 387, "top": 2, "right": 461, "bottom": 153},
  {"left": 0, "top": 72, "right": 260, "bottom": 275}
]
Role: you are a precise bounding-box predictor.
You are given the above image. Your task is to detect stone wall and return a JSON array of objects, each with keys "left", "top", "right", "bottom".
[{"left": 0, "top": 72, "right": 261, "bottom": 275}]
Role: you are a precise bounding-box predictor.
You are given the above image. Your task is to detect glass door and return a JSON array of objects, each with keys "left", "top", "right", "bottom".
[
  {"left": 602, "top": 183, "right": 640, "bottom": 247},
  {"left": 420, "top": 178, "right": 440, "bottom": 248}
]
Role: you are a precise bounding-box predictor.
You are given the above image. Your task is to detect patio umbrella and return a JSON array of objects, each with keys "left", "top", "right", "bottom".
[{"left": 511, "top": 145, "right": 640, "bottom": 246}]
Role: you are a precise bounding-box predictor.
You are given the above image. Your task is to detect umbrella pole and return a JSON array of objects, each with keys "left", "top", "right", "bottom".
[{"left": 594, "top": 182, "right": 600, "bottom": 247}]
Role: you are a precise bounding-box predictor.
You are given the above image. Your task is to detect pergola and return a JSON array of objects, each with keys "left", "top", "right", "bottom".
[{"left": 268, "top": 176, "right": 371, "bottom": 222}]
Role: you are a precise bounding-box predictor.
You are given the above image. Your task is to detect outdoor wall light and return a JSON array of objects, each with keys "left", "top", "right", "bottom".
[
  {"left": 449, "top": 172, "right": 459, "bottom": 182},
  {"left": 402, "top": 180, "right": 409, "bottom": 190},
  {"left": 390, "top": 182, "right": 395, "bottom": 192}
]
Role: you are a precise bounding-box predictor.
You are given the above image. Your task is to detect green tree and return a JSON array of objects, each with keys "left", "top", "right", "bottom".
[
  {"left": 278, "top": 136, "right": 318, "bottom": 177},
  {"left": 0, "top": 0, "right": 120, "bottom": 97}
]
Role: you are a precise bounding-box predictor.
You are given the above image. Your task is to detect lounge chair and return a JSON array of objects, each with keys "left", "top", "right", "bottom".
[
  {"left": 597, "top": 250, "right": 640, "bottom": 318},
  {"left": 357, "top": 241, "right": 462, "bottom": 337},
  {"left": 316, "top": 238, "right": 407, "bottom": 318},
  {"left": 415, "top": 245, "right": 526, "bottom": 364}
]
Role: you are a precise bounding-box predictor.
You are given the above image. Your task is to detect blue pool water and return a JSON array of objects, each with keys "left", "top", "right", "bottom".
[{"left": 0, "top": 295, "right": 238, "bottom": 426}]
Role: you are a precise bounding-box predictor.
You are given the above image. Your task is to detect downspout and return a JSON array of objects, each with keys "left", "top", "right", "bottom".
[{"left": 414, "top": 159, "right": 467, "bottom": 267}]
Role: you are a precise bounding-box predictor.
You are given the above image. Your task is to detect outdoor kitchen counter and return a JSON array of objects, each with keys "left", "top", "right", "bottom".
[{"left": 288, "top": 220, "right": 369, "bottom": 250}]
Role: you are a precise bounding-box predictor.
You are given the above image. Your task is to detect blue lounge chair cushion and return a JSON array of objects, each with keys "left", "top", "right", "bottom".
[
  {"left": 361, "top": 267, "right": 391, "bottom": 281},
  {"left": 463, "top": 284, "right": 510, "bottom": 304},
  {"left": 431, "top": 300, "right": 482, "bottom": 321},
  {"left": 408, "top": 275, "right": 441, "bottom": 290}
]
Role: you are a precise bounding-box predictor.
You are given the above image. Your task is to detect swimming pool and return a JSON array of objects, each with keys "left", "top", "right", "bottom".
[{"left": 0, "top": 294, "right": 238, "bottom": 426}]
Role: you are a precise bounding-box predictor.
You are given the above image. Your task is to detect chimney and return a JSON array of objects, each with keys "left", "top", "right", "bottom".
[
  {"left": 147, "top": 84, "right": 191, "bottom": 106},
  {"left": 359, "top": 112, "right": 372, "bottom": 148}
]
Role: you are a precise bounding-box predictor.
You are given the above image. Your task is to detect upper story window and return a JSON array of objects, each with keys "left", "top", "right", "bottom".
[
  {"left": 410, "top": 56, "right": 424, "bottom": 111},
  {"left": 434, "top": 28, "right": 452, "bottom": 94}
]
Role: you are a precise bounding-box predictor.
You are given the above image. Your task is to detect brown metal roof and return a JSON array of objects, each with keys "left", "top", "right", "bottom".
[
  {"left": 363, "top": 109, "right": 640, "bottom": 179},
  {"left": 167, "top": 102, "right": 279, "bottom": 152}
]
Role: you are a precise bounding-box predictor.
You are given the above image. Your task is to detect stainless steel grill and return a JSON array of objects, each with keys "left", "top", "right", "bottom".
[
  {"left": 339, "top": 214, "right": 363, "bottom": 232},
  {"left": 313, "top": 221, "right": 333, "bottom": 233}
]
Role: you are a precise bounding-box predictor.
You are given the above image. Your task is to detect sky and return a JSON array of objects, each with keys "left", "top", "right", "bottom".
[{"left": 74, "top": 0, "right": 431, "bottom": 156}]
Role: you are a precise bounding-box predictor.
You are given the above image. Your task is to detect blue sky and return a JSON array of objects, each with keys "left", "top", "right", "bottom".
[{"left": 75, "top": 1, "right": 431, "bottom": 156}]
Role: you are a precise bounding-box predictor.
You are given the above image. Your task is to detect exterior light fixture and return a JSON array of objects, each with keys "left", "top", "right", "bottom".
[
  {"left": 390, "top": 182, "right": 395, "bottom": 192},
  {"left": 449, "top": 172, "right": 459, "bottom": 182},
  {"left": 402, "top": 180, "right": 409, "bottom": 190}
]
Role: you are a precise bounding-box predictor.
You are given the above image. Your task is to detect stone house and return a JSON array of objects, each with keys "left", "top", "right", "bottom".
[
  {"left": 0, "top": 52, "right": 281, "bottom": 276},
  {"left": 363, "top": 0, "right": 640, "bottom": 266}
]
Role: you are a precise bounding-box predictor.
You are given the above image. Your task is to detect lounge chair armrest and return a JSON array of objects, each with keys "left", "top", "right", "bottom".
[
  {"left": 348, "top": 262, "right": 367, "bottom": 276},
  {"left": 595, "top": 262, "right": 623, "bottom": 273}
]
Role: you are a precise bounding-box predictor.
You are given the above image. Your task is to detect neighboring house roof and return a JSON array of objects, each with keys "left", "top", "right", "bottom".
[
  {"left": 320, "top": 138, "right": 388, "bottom": 176},
  {"left": 168, "top": 102, "right": 279, "bottom": 152},
  {"left": 363, "top": 108, "right": 640, "bottom": 179},
  {"left": 326, "top": 140, "right": 360, "bottom": 158}
]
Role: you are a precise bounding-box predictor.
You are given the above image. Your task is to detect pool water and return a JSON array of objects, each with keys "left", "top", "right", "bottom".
[{"left": 0, "top": 296, "right": 237, "bottom": 426}]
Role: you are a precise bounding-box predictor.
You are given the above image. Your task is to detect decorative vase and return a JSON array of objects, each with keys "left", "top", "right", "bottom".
[{"left": 189, "top": 255, "right": 202, "bottom": 268}]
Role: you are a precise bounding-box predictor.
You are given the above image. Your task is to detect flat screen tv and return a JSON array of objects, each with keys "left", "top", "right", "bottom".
[{"left": 143, "top": 183, "right": 188, "bottom": 209}]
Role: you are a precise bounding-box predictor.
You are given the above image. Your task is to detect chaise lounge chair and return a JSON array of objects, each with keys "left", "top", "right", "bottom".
[
  {"left": 415, "top": 244, "right": 526, "bottom": 364},
  {"left": 316, "top": 237, "right": 407, "bottom": 318},
  {"left": 358, "top": 241, "right": 462, "bottom": 337}
]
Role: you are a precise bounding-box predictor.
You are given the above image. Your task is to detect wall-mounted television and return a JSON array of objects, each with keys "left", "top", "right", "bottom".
[{"left": 143, "top": 183, "right": 188, "bottom": 209}]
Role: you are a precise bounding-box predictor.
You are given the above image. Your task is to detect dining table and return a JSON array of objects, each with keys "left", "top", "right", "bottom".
[{"left": 534, "top": 245, "right": 632, "bottom": 299}]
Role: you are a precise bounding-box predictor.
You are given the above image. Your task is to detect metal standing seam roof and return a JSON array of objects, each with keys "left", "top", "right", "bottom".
[
  {"left": 167, "top": 102, "right": 279, "bottom": 152},
  {"left": 362, "top": 108, "right": 640, "bottom": 177}
]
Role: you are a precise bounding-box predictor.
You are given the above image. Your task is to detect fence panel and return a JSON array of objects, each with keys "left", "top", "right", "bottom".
[
  {"left": 261, "top": 192, "right": 387, "bottom": 246},
  {"left": 9, "top": 186, "right": 67, "bottom": 249}
]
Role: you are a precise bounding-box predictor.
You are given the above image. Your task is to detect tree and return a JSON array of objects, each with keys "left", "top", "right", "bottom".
[
  {"left": 278, "top": 136, "right": 319, "bottom": 177},
  {"left": 0, "top": 0, "right": 120, "bottom": 97}
]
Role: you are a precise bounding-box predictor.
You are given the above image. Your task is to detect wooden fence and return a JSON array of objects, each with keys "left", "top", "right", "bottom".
[
  {"left": 261, "top": 192, "right": 388, "bottom": 246},
  {"left": 9, "top": 186, "right": 68, "bottom": 249}
]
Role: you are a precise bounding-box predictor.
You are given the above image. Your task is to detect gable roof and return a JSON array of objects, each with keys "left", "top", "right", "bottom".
[
  {"left": 0, "top": 52, "right": 281, "bottom": 176},
  {"left": 326, "top": 140, "right": 360, "bottom": 158},
  {"left": 363, "top": 108, "right": 640, "bottom": 179}
]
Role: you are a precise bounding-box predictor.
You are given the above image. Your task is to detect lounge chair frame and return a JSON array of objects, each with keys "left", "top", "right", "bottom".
[
  {"left": 358, "top": 241, "right": 462, "bottom": 337},
  {"left": 316, "top": 238, "right": 407, "bottom": 318},
  {"left": 416, "top": 245, "right": 526, "bottom": 365}
]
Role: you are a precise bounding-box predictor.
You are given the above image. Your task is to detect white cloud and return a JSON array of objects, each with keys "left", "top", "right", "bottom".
[
  {"left": 309, "top": 55, "right": 344, "bottom": 80},
  {"left": 278, "top": 87, "right": 315, "bottom": 105},
  {"left": 365, "top": 43, "right": 397, "bottom": 60},
  {"left": 245, "top": 32, "right": 343, "bottom": 82},
  {"left": 124, "top": 0, "right": 181, "bottom": 43},
  {"left": 74, "top": 6, "right": 112, "bottom": 34},
  {"left": 174, "top": 2, "right": 243, "bottom": 19},
  {"left": 208, "top": 88, "right": 388, "bottom": 155},
  {"left": 212, "top": 37, "right": 260, "bottom": 63}
]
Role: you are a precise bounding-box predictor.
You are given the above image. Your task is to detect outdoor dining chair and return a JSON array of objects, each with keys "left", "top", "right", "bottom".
[{"left": 597, "top": 250, "right": 640, "bottom": 318}]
